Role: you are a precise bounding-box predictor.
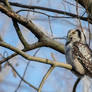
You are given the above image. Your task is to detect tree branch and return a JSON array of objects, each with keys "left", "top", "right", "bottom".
[
  {"left": 0, "top": 3, "right": 65, "bottom": 54},
  {"left": 13, "top": 20, "right": 30, "bottom": 48},
  {"left": 7, "top": 61, "right": 38, "bottom": 90},
  {"left": 38, "top": 65, "right": 55, "bottom": 92},
  {"left": 4, "top": 0, "right": 30, "bottom": 48},
  {"left": 75, "top": 0, "right": 92, "bottom": 18},
  {"left": 0, "top": 1, "right": 91, "bottom": 23},
  {"left": 15, "top": 48, "right": 40, "bottom": 92},
  {"left": 0, "top": 42, "right": 43, "bottom": 64},
  {"left": 73, "top": 77, "right": 81, "bottom": 92},
  {"left": 0, "top": 41, "right": 72, "bottom": 70}
]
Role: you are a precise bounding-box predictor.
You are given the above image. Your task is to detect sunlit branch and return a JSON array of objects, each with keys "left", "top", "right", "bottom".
[
  {"left": 0, "top": 41, "right": 72, "bottom": 70},
  {"left": 15, "top": 48, "right": 40, "bottom": 92},
  {"left": 4, "top": 0, "right": 11, "bottom": 10},
  {"left": 0, "top": 3, "right": 46, "bottom": 39},
  {"left": 38, "top": 65, "right": 55, "bottom": 92},
  {"left": 0, "top": 4, "right": 65, "bottom": 54},
  {"left": 0, "top": 42, "right": 44, "bottom": 64}
]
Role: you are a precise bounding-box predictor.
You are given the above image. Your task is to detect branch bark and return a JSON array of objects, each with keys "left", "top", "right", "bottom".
[
  {"left": 0, "top": 3, "right": 65, "bottom": 54},
  {"left": 38, "top": 66, "right": 55, "bottom": 92},
  {"left": 0, "top": 41, "right": 72, "bottom": 70},
  {"left": 75, "top": 0, "right": 92, "bottom": 17}
]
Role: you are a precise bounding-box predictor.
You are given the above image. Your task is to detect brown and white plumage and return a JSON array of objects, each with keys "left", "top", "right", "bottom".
[{"left": 65, "top": 29, "right": 92, "bottom": 77}]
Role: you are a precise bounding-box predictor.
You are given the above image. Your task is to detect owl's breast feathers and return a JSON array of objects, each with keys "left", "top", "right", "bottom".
[{"left": 73, "top": 42, "right": 92, "bottom": 77}]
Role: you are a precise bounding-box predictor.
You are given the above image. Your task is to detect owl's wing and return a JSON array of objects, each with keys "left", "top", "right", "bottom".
[
  {"left": 65, "top": 43, "right": 75, "bottom": 67},
  {"left": 73, "top": 42, "right": 92, "bottom": 75}
]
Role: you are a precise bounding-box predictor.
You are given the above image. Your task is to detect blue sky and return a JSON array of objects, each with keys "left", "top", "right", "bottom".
[{"left": 0, "top": 0, "right": 90, "bottom": 92}]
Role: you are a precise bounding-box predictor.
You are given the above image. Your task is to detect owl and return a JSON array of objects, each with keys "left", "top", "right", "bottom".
[{"left": 65, "top": 29, "right": 92, "bottom": 77}]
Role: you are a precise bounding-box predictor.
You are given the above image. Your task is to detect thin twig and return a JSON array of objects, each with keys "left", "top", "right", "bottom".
[
  {"left": 5, "top": 0, "right": 30, "bottom": 48},
  {"left": 38, "top": 65, "right": 55, "bottom": 92},
  {"left": 1, "top": 51, "right": 38, "bottom": 90},
  {"left": 76, "top": 1, "right": 87, "bottom": 42},
  {"left": 38, "top": 53, "right": 56, "bottom": 92},
  {"left": 48, "top": 17, "right": 53, "bottom": 36},
  {"left": 76, "top": 1, "right": 83, "bottom": 30},
  {"left": 0, "top": 1, "right": 91, "bottom": 23},
  {"left": 51, "top": 53, "right": 56, "bottom": 61},
  {"left": 0, "top": 42, "right": 43, "bottom": 64},
  {"left": 62, "top": 0, "right": 77, "bottom": 7},
  {"left": 15, "top": 48, "right": 40, "bottom": 92},
  {"left": 4, "top": 0, "right": 11, "bottom": 10},
  {"left": 16, "top": 9, "right": 73, "bottom": 19},
  {"left": 8, "top": 61, "right": 38, "bottom": 90},
  {"left": 13, "top": 20, "right": 30, "bottom": 48},
  {"left": 14, "top": 62, "right": 30, "bottom": 92},
  {"left": 53, "top": 37, "right": 66, "bottom": 40},
  {"left": 73, "top": 77, "right": 81, "bottom": 92}
]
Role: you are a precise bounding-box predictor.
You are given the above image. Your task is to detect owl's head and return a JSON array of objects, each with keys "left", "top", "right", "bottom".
[{"left": 67, "top": 29, "right": 86, "bottom": 44}]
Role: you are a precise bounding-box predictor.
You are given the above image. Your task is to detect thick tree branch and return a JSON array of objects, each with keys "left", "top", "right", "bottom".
[
  {"left": 0, "top": 3, "right": 65, "bottom": 54},
  {"left": 0, "top": 1, "right": 91, "bottom": 23},
  {"left": 0, "top": 3, "right": 45, "bottom": 39},
  {"left": 0, "top": 42, "right": 43, "bottom": 64},
  {"left": 0, "top": 41, "right": 72, "bottom": 70}
]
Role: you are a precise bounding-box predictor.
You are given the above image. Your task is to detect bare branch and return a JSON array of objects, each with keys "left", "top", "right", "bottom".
[
  {"left": 73, "top": 77, "right": 81, "bottom": 92},
  {"left": 75, "top": 0, "right": 92, "bottom": 18},
  {"left": 4, "top": 0, "right": 30, "bottom": 49},
  {"left": 0, "top": 4, "right": 65, "bottom": 54},
  {"left": 15, "top": 48, "right": 40, "bottom": 92},
  {"left": 16, "top": 9, "right": 74, "bottom": 19},
  {"left": 7, "top": 61, "right": 38, "bottom": 90},
  {"left": 13, "top": 20, "right": 30, "bottom": 48},
  {"left": 0, "top": 42, "right": 44, "bottom": 64},
  {"left": 0, "top": 3, "right": 45, "bottom": 39},
  {"left": 0, "top": 41, "right": 72, "bottom": 70},
  {"left": 38, "top": 65, "right": 55, "bottom": 92},
  {"left": 48, "top": 17, "right": 53, "bottom": 36},
  {"left": 4, "top": 0, "right": 11, "bottom": 10},
  {"left": 0, "top": 1, "right": 91, "bottom": 23}
]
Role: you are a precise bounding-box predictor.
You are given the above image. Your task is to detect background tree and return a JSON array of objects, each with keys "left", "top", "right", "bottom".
[{"left": 0, "top": 0, "right": 92, "bottom": 92}]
